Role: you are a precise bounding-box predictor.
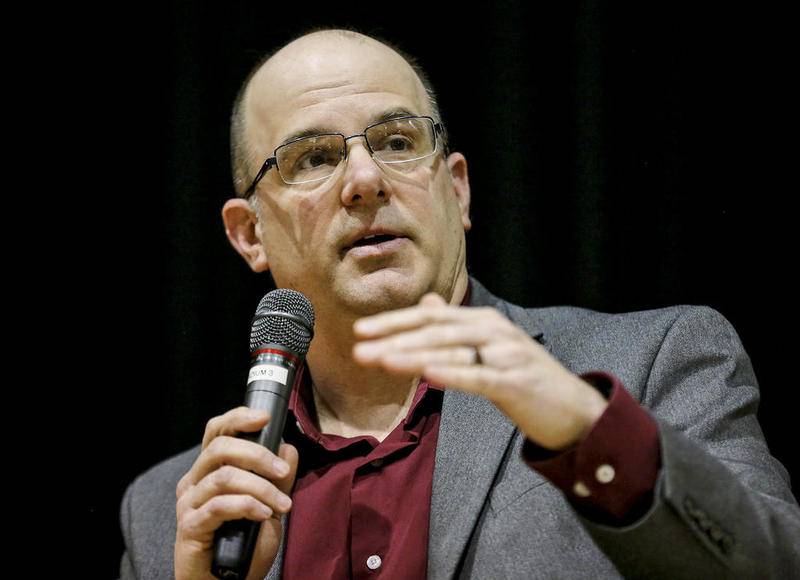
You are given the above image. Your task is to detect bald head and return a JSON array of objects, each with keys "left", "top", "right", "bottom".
[{"left": 230, "top": 28, "right": 446, "bottom": 199}]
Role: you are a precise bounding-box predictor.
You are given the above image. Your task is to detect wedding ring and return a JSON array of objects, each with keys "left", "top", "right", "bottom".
[{"left": 472, "top": 346, "right": 483, "bottom": 365}]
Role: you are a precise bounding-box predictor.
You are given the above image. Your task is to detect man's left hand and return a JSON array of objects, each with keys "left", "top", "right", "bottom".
[{"left": 353, "top": 292, "right": 608, "bottom": 451}]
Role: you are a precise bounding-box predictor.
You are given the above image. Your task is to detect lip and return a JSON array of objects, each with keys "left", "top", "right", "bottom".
[
  {"left": 345, "top": 236, "right": 409, "bottom": 259},
  {"left": 342, "top": 227, "right": 407, "bottom": 250},
  {"left": 341, "top": 226, "right": 409, "bottom": 254}
]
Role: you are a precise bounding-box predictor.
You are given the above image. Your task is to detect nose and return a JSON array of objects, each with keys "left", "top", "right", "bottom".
[{"left": 339, "top": 135, "right": 391, "bottom": 207}]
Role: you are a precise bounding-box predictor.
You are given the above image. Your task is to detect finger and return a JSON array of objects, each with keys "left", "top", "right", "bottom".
[
  {"left": 247, "top": 443, "right": 299, "bottom": 580},
  {"left": 187, "top": 435, "right": 292, "bottom": 495},
  {"left": 245, "top": 444, "right": 300, "bottom": 579},
  {"left": 419, "top": 292, "right": 447, "bottom": 307},
  {"left": 202, "top": 406, "right": 271, "bottom": 451},
  {"left": 247, "top": 517, "right": 284, "bottom": 580},
  {"left": 183, "top": 465, "right": 293, "bottom": 517},
  {"left": 180, "top": 494, "right": 273, "bottom": 542},
  {"left": 421, "top": 363, "right": 499, "bottom": 398},
  {"left": 376, "top": 340, "right": 537, "bottom": 373},
  {"left": 354, "top": 302, "right": 487, "bottom": 338},
  {"left": 273, "top": 442, "right": 300, "bottom": 497},
  {"left": 377, "top": 346, "right": 478, "bottom": 372},
  {"left": 353, "top": 322, "right": 491, "bottom": 363}
]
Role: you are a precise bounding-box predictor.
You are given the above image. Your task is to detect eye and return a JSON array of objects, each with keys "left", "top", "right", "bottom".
[
  {"left": 387, "top": 136, "right": 410, "bottom": 151},
  {"left": 303, "top": 151, "right": 327, "bottom": 167},
  {"left": 376, "top": 134, "right": 414, "bottom": 152},
  {"left": 296, "top": 148, "right": 339, "bottom": 170}
]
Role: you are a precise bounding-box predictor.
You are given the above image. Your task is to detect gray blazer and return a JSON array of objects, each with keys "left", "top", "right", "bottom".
[{"left": 119, "top": 276, "right": 800, "bottom": 579}]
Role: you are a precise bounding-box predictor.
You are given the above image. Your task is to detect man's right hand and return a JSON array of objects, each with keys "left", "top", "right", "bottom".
[{"left": 174, "top": 406, "right": 299, "bottom": 580}]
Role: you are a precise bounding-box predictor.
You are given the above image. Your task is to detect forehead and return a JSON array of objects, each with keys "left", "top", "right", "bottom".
[{"left": 243, "top": 35, "right": 431, "bottom": 153}]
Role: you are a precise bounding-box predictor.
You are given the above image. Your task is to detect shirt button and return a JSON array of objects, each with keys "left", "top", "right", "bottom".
[
  {"left": 573, "top": 481, "right": 591, "bottom": 497},
  {"left": 370, "top": 458, "right": 384, "bottom": 468},
  {"left": 595, "top": 464, "right": 615, "bottom": 484},
  {"left": 366, "top": 554, "right": 382, "bottom": 570},
  {"left": 295, "top": 420, "right": 305, "bottom": 434}
]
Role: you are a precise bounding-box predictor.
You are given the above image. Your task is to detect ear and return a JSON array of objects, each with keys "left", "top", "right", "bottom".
[
  {"left": 221, "top": 198, "right": 270, "bottom": 273},
  {"left": 446, "top": 152, "right": 472, "bottom": 231}
]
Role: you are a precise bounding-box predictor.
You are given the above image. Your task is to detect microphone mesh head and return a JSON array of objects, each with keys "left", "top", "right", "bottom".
[{"left": 250, "top": 289, "right": 315, "bottom": 355}]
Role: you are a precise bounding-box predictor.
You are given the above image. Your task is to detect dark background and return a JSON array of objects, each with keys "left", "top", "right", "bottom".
[{"left": 66, "top": 1, "right": 796, "bottom": 577}]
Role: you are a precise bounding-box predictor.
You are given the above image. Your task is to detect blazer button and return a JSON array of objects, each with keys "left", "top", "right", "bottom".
[
  {"left": 720, "top": 535, "right": 735, "bottom": 553},
  {"left": 709, "top": 527, "right": 724, "bottom": 542}
]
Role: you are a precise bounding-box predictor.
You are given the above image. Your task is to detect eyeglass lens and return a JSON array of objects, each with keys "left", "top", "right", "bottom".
[{"left": 275, "top": 117, "right": 436, "bottom": 185}]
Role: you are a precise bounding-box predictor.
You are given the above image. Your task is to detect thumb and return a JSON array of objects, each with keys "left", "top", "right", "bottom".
[
  {"left": 245, "top": 442, "right": 299, "bottom": 580},
  {"left": 246, "top": 517, "right": 283, "bottom": 580}
]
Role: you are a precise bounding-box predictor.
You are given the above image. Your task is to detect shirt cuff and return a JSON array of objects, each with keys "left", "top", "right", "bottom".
[{"left": 521, "top": 370, "right": 661, "bottom": 525}]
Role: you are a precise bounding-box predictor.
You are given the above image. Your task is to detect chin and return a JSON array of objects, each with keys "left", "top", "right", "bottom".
[{"left": 334, "top": 268, "right": 429, "bottom": 315}]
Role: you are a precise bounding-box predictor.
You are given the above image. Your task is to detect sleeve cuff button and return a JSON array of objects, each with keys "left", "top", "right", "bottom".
[
  {"left": 573, "top": 481, "right": 591, "bottom": 497},
  {"left": 595, "top": 464, "right": 615, "bottom": 484}
]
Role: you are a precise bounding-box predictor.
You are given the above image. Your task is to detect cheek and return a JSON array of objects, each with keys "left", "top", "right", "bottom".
[
  {"left": 295, "top": 194, "right": 336, "bottom": 249},
  {"left": 261, "top": 194, "right": 323, "bottom": 254},
  {"left": 291, "top": 197, "right": 320, "bottom": 230},
  {"left": 297, "top": 192, "right": 330, "bottom": 222},
  {"left": 427, "top": 179, "right": 461, "bottom": 224},
  {"left": 297, "top": 195, "right": 318, "bottom": 215}
]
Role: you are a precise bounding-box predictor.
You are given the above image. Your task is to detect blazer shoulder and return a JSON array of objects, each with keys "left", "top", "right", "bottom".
[
  {"left": 511, "top": 300, "right": 721, "bottom": 341},
  {"left": 469, "top": 276, "right": 731, "bottom": 336},
  {"left": 532, "top": 302, "right": 716, "bottom": 325},
  {"left": 469, "top": 277, "right": 733, "bottom": 342}
]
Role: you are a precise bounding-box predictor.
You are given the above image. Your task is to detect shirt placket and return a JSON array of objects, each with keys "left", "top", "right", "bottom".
[{"left": 349, "top": 431, "right": 420, "bottom": 578}]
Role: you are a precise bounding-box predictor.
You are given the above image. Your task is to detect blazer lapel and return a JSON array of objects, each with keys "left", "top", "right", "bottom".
[
  {"left": 427, "top": 277, "right": 546, "bottom": 579},
  {"left": 426, "top": 387, "right": 517, "bottom": 579}
]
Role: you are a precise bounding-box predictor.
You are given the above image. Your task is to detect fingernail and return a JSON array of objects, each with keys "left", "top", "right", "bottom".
[
  {"left": 274, "top": 458, "right": 289, "bottom": 475},
  {"left": 250, "top": 410, "right": 267, "bottom": 421},
  {"left": 279, "top": 495, "right": 292, "bottom": 510}
]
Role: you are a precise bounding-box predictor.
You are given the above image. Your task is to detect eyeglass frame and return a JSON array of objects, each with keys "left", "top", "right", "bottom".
[{"left": 242, "top": 115, "right": 449, "bottom": 198}]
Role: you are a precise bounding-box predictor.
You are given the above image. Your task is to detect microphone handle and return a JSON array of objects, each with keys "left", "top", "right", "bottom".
[{"left": 211, "top": 349, "right": 302, "bottom": 579}]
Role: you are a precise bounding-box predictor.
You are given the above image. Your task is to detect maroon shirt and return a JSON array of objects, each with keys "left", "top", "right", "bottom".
[
  {"left": 281, "top": 281, "right": 660, "bottom": 577},
  {"left": 282, "top": 372, "right": 442, "bottom": 579}
]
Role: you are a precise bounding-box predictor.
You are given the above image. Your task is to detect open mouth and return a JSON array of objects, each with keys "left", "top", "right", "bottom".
[
  {"left": 350, "top": 233, "right": 399, "bottom": 248},
  {"left": 343, "top": 233, "right": 408, "bottom": 258}
]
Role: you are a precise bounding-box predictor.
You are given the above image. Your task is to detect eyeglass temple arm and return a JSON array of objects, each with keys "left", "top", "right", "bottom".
[
  {"left": 244, "top": 157, "right": 277, "bottom": 198},
  {"left": 434, "top": 122, "right": 450, "bottom": 156}
]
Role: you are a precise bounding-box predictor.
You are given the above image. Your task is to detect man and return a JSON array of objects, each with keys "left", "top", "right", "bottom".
[{"left": 119, "top": 28, "right": 800, "bottom": 579}]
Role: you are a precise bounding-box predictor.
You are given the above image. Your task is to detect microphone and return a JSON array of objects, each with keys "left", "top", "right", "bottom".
[{"left": 211, "top": 288, "right": 315, "bottom": 579}]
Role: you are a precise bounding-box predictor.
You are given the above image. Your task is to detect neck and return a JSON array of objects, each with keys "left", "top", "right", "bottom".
[
  {"left": 305, "top": 318, "right": 421, "bottom": 439},
  {"left": 304, "top": 273, "right": 469, "bottom": 438}
]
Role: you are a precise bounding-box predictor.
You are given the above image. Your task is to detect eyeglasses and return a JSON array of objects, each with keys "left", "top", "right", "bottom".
[{"left": 243, "top": 115, "right": 446, "bottom": 197}]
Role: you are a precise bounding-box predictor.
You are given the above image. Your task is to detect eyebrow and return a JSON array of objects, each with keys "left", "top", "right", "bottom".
[{"left": 277, "top": 107, "right": 418, "bottom": 148}]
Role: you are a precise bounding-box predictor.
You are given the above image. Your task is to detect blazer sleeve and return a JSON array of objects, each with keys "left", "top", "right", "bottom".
[
  {"left": 117, "top": 450, "right": 186, "bottom": 580},
  {"left": 119, "top": 478, "right": 138, "bottom": 580},
  {"left": 577, "top": 305, "right": 800, "bottom": 578}
]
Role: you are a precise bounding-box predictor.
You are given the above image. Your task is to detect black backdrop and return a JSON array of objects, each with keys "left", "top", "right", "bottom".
[{"left": 72, "top": 2, "right": 797, "bottom": 577}]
